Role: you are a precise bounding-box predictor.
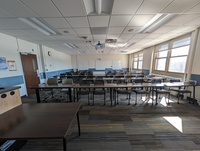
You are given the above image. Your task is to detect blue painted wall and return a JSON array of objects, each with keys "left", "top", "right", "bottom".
[
  {"left": 0, "top": 75, "right": 24, "bottom": 86},
  {"left": 190, "top": 74, "right": 200, "bottom": 86}
]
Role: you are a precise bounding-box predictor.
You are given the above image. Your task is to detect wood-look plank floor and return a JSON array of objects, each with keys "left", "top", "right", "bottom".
[{"left": 20, "top": 93, "right": 200, "bottom": 151}]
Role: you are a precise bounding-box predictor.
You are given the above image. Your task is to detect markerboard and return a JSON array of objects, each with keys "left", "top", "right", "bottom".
[
  {"left": 96, "top": 60, "right": 105, "bottom": 70},
  {"left": 112, "top": 60, "right": 122, "bottom": 70},
  {"left": 78, "top": 60, "right": 88, "bottom": 70}
]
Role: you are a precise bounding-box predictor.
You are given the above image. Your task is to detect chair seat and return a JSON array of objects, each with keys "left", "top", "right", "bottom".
[
  {"left": 78, "top": 90, "right": 89, "bottom": 95},
  {"left": 156, "top": 89, "right": 170, "bottom": 94},
  {"left": 133, "top": 89, "right": 150, "bottom": 94},
  {"left": 170, "top": 88, "right": 191, "bottom": 93},
  {"left": 93, "top": 90, "right": 105, "bottom": 95}
]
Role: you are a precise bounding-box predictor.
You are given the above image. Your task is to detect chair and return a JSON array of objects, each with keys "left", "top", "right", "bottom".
[
  {"left": 76, "top": 81, "right": 90, "bottom": 105},
  {"left": 92, "top": 79, "right": 106, "bottom": 105},
  {"left": 151, "top": 79, "right": 170, "bottom": 105},
  {"left": 43, "top": 77, "right": 58, "bottom": 102},
  {"left": 60, "top": 78, "right": 73, "bottom": 101},
  {"left": 169, "top": 79, "right": 192, "bottom": 104},
  {"left": 115, "top": 81, "right": 131, "bottom": 105},
  {"left": 132, "top": 79, "right": 150, "bottom": 105}
]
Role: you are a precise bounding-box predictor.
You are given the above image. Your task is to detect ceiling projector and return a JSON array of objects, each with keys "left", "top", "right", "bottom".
[{"left": 95, "top": 41, "right": 105, "bottom": 50}]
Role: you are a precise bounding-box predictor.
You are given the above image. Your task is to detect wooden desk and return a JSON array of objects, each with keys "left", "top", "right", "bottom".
[
  {"left": 0, "top": 103, "right": 80, "bottom": 151},
  {"left": 31, "top": 84, "right": 74, "bottom": 103}
]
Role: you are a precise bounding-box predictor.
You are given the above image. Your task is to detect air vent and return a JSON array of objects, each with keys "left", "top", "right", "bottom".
[{"left": 105, "top": 39, "right": 117, "bottom": 43}]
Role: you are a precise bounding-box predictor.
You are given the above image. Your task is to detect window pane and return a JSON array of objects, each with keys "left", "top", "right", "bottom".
[
  {"left": 159, "top": 44, "right": 169, "bottom": 51},
  {"left": 134, "top": 57, "right": 138, "bottom": 61},
  {"left": 138, "top": 61, "right": 142, "bottom": 69},
  {"left": 156, "top": 50, "right": 168, "bottom": 58},
  {"left": 155, "top": 58, "right": 166, "bottom": 71},
  {"left": 168, "top": 56, "right": 187, "bottom": 73},
  {"left": 134, "top": 61, "right": 137, "bottom": 68},
  {"left": 172, "top": 37, "right": 191, "bottom": 48},
  {"left": 171, "top": 46, "right": 190, "bottom": 56}
]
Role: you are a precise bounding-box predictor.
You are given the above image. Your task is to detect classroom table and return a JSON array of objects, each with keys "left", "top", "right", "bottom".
[
  {"left": 0, "top": 103, "right": 81, "bottom": 151},
  {"left": 31, "top": 84, "right": 74, "bottom": 103}
]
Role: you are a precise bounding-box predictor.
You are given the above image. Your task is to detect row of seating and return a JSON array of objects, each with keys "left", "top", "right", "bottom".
[{"left": 43, "top": 77, "right": 194, "bottom": 105}]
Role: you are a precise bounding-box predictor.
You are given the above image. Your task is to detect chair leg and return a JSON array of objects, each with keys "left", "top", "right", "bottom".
[
  {"left": 117, "top": 93, "right": 119, "bottom": 104},
  {"left": 104, "top": 94, "right": 106, "bottom": 105},
  {"left": 88, "top": 94, "right": 90, "bottom": 105},
  {"left": 135, "top": 93, "right": 137, "bottom": 105},
  {"left": 92, "top": 94, "right": 94, "bottom": 105},
  {"left": 177, "top": 92, "right": 180, "bottom": 104},
  {"left": 128, "top": 94, "right": 130, "bottom": 105}
]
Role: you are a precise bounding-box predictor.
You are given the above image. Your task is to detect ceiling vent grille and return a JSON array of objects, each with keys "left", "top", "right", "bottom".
[{"left": 105, "top": 39, "right": 117, "bottom": 43}]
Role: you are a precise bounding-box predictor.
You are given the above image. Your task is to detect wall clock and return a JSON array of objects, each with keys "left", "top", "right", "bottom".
[{"left": 48, "top": 51, "right": 52, "bottom": 56}]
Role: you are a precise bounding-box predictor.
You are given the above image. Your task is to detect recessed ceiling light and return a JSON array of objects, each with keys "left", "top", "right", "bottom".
[
  {"left": 128, "top": 29, "right": 134, "bottom": 32},
  {"left": 63, "top": 30, "right": 69, "bottom": 33}
]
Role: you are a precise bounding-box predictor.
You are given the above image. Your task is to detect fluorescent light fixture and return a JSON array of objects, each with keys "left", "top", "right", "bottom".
[
  {"left": 18, "top": 18, "right": 59, "bottom": 35},
  {"left": 138, "top": 14, "right": 177, "bottom": 33},
  {"left": 64, "top": 43, "right": 79, "bottom": 49},
  {"left": 83, "top": 0, "right": 114, "bottom": 15}
]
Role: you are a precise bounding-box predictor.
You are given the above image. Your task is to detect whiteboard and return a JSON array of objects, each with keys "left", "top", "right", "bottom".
[
  {"left": 78, "top": 60, "right": 88, "bottom": 70},
  {"left": 112, "top": 60, "right": 122, "bottom": 70},
  {"left": 96, "top": 60, "right": 105, "bottom": 70}
]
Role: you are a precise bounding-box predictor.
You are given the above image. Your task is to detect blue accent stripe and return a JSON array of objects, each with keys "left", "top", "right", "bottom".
[
  {"left": 190, "top": 74, "right": 200, "bottom": 86},
  {"left": 0, "top": 75, "right": 24, "bottom": 86},
  {"left": 45, "top": 69, "right": 73, "bottom": 79}
]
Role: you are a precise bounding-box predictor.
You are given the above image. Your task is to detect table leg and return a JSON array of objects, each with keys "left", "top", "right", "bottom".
[
  {"left": 63, "top": 138, "right": 67, "bottom": 151},
  {"left": 68, "top": 88, "right": 72, "bottom": 102},
  {"left": 35, "top": 89, "right": 41, "bottom": 103},
  {"left": 77, "top": 112, "right": 80, "bottom": 136},
  {"left": 110, "top": 88, "right": 113, "bottom": 106}
]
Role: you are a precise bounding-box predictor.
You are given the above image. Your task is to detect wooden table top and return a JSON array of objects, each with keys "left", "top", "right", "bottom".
[{"left": 0, "top": 103, "right": 80, "bottom": 140}]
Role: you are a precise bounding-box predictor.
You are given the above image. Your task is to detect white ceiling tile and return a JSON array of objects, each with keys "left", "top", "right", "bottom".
[
  {"left": 128, "top": 15, "right": 155, "bottom": 26},
  {"left": 93, "top": 35, "right": 106, "bottom": 41},
  {"left": 112, "top": 0, "right": 143, "bottom": 15},
  {"left": 56, "top": 28, "right": 76, "bottom": 35},
  {"left": 136, "top": 0, "right": 173, "bottom": 14},
  {"left": 74, "top": 28, "right": 91, "bottom": 35},
  {"left": 185, "top": 2, "right": 200, "bottom": 13},
  {"left": 66, "top": 17, "right": 89, "bottom": 28},
  {"left": 145, "top": 33, "right": 163, "bottom": 39},
  {"left": 0, "top": 0, "right": 36, "bottom": 17},
  {"left": 20, "top": 0, "right": 62, "bottom": 17},
  {"left": 88, "top": 16, "right": 110, "bottom": 27},
  {"left": 109, "top": 15, "right": 132, "bottom": 27},
  {"left": 107, "top": 27, "right": 125, "bottom": 34},
  {"left": 123, "top": 27, "right": 141, "bottom": 34},
  {"left": 43, "top": 18, "right": 71, "bottom": 28},
  {"left": 52, "top": 0, "right": 86, "bottom": 17},
  {"left": 132, "top": 34, "right": 148, "bottom": 39},
  {"left": 166, "top": 14, "right": 200, "bottom": 26},
  {"left": 0, "top": 8, "right": 14, "bottom": 17},
  {"left": 161, "top": 0, "right": 200, "bottom": 13},
  {"left": 153, "top": 25, "right": 177, "bottom": 34},
  {"left": 185, "top": 16, "right": 200, "bottom": 26}
]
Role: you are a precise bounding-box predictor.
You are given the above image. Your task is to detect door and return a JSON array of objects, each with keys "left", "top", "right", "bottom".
[{"left": 20, "top": 54, "right": 40, "bottom": 95}]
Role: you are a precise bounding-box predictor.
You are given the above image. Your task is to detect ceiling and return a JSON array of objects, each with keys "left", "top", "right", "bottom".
[{"left": 0, "top": 0, "right": 200, "bottom": 55}]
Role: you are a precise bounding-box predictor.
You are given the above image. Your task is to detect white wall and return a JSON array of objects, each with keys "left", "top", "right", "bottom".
[
  {"left": 0, "top": 32, "right": 72, "bottom": 96},
  {"left": 42, "top": 46, "right": 72, "bottom": 73},
  {"left": 143, "top": 47, "right": 154, "bottom": 71}
]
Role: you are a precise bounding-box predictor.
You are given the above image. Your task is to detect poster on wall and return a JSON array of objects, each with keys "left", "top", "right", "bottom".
[
  {"left": 0, "top": 57, "right": 8, "bottom": 71},
  {"left": 7, "top": 60, "right": 17, "bottom": 71}
]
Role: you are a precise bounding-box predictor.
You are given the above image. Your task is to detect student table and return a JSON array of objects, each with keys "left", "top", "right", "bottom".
[{"left": 0, "top": 103, "right": 80, "bottom": 151}]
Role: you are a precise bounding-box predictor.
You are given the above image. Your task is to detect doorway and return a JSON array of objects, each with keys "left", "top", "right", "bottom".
[{"left": 20, "top": 53, "right": 40, "bottom": 95}]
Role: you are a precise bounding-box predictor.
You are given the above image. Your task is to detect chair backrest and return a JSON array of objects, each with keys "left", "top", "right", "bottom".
[
  {"left": 151, "top": 79, "right": 162, "bottom": 83},
  {"left": 170, "top": 79, "right": 180, "bottom": 83},
  {"left": 94, "top": 80, "right": 104, "bottom": 85},
  {"left": 133, "top": 79, "right": 143, "bottom": 84},
  {"left": 47, "top": 77, "right": 58, "bottom": 85},
  {"left": 62, "top": 78, "right": 73, "bottom": 85}
]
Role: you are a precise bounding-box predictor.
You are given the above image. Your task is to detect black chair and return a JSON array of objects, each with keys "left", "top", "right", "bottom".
[
  {"left": 169, "top": 79, "right": 192, "bottom": 104},
  {"left": 115, "top": 81, "right": 131, "bottom": 105},
  {"left": 76, "top": 81, "right": 90, "bottom": 105},
  {"left": 43, "top": 77, "right": 59, "bottom": 102},
  {"left": 132, "top": 79, "right": 150, "bottom": 105},
  {"left": 92, "top": 79, "right": 106, "bottom": 105},
  {"left": 60, "top": 78, "right": 73, "bottom": 101},
  {"left": 151, "top": 79, "right": 170, "bottom": 105}
]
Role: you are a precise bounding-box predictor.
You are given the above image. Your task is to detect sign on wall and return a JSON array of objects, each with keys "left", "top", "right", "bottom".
[
  {"left": 7, "top": 60, "right": 17, "bottom": 71},
  {"left": 0, "top": 57, "right": 8, "bottom": 71}
]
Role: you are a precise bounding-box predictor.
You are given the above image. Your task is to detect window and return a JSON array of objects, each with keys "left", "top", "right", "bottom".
[
  {"left": 153, "top": 35, "right": 191, "bottom": 74},
  {"left": 155, "top": 44, "right": 168, "bottom": 71},
  {"left": 132, "top": 53, "right": 143, "bottom": 70},
  {"left": 168, "top": 37, "right": 191, "bottom": 73}
]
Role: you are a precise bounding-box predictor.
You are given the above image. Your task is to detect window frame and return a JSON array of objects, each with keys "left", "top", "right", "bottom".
[
  {"left": 152, "top": 34, "right": 191, "bottom": 77},
  {"left": 132, "top": 52, "right": 143, "bottom": 70}
]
